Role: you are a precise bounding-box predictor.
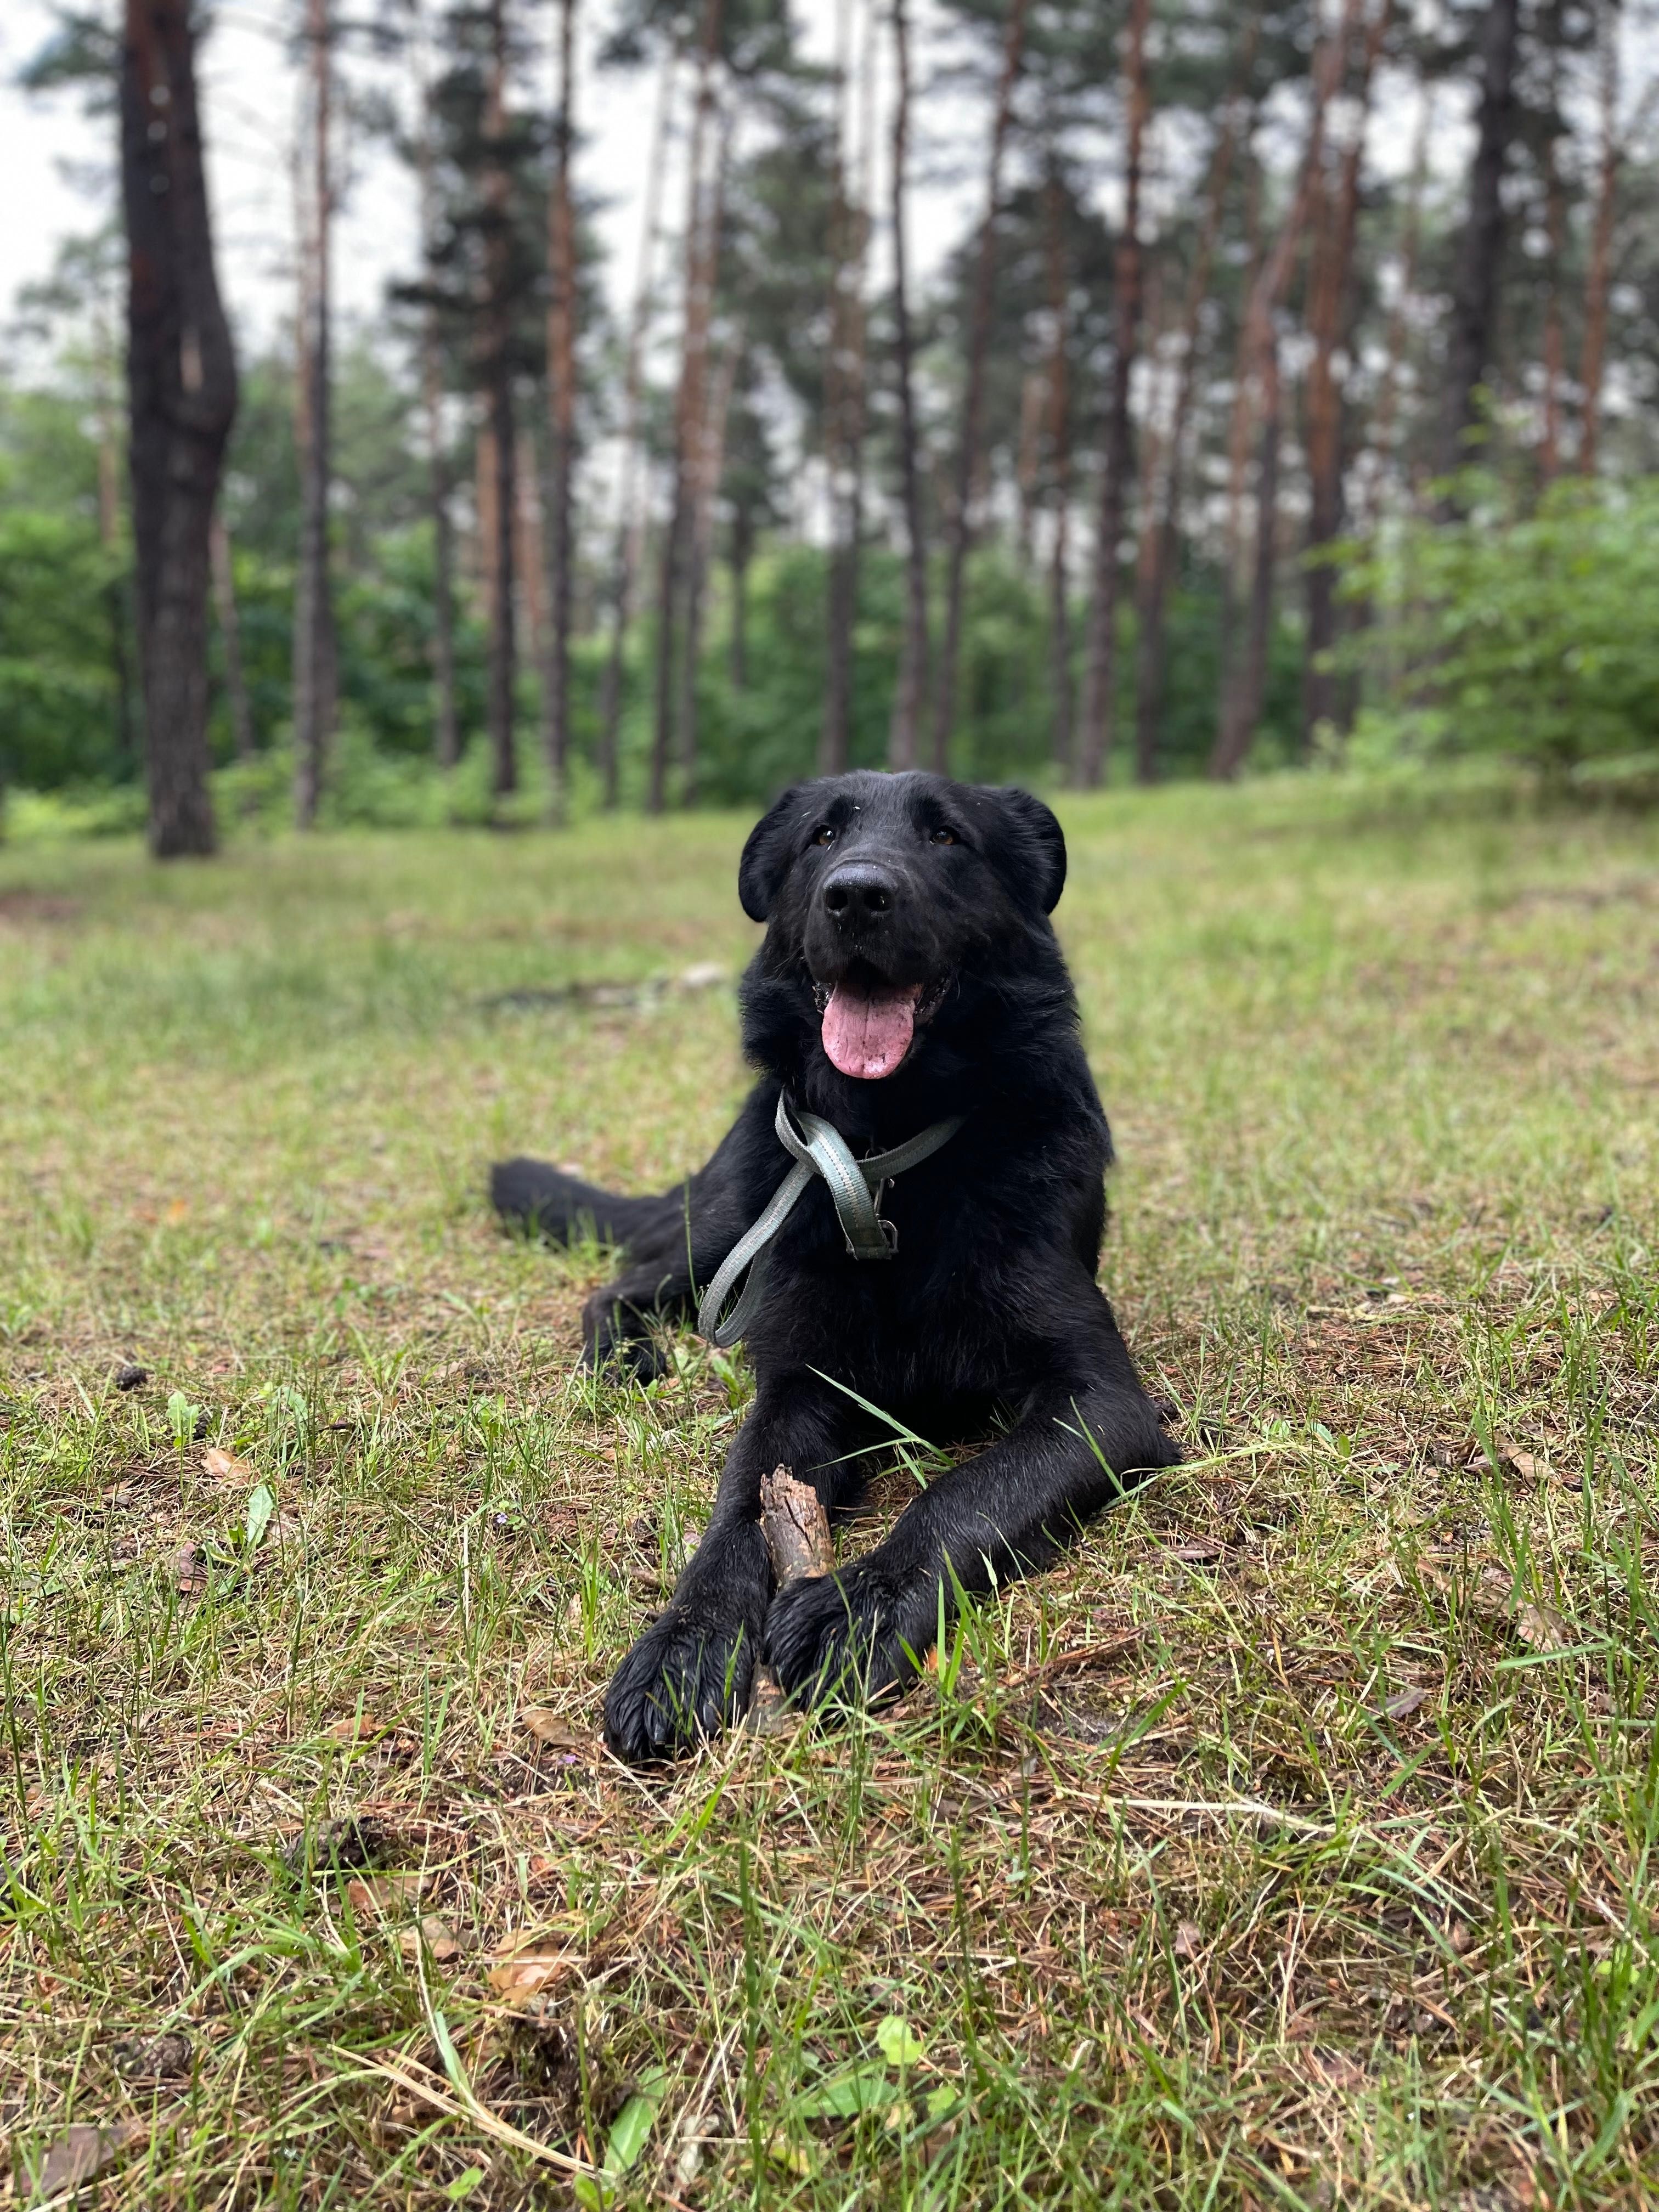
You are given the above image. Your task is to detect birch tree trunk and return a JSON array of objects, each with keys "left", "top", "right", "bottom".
[
  {"left": 540, "top": 0, "right": 578, "bottom": 820},
  {"left": 121, "top": 0, "right": 238, "bottom": 857},
  {"left": 292, "top": 0, "right": 336, "bottom": 829},
  {"left": 886, "top": 0, "right": 928, "bottom": 769},
  {"left": 928, "top": 0, "right": 1028, "bottom": 774},
  {"left": 1074, "top": 0, "right": 1150, "bottom": 789}
]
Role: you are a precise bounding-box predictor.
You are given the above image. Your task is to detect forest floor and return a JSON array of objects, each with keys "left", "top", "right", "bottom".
[{"left": 2, "top": 778, "right": 1658, "bottom": 2211}]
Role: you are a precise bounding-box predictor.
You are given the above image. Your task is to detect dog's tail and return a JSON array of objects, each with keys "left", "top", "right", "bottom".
[{"left": 490, "top": 1157, "right": 681, "bottom": 1251}]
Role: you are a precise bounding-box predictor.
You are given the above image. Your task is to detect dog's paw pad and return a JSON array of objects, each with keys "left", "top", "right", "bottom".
[
  {"left": 602, "top": 1607, "right": 755, "bottom": 1763},
  {"left": 764, "top": 1571, "right": 916, "bottom": 1712}
]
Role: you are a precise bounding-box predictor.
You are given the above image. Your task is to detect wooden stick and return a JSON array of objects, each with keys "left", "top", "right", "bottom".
[{"left": 748, "top": 1465, "right": 832, "bottom": 1733}]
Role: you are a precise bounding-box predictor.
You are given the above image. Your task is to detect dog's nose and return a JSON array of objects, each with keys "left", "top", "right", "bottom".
[{"left": 821, "top": 865, "right": 895, "bottom": 921}]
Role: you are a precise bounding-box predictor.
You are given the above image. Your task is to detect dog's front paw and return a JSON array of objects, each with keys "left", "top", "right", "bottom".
[
  {"left": 602, "top": 1604, "right": 757, "bottom": 1763},
  {"left": 764, "top": 1567, "right": 924, "bottom": 1713}
]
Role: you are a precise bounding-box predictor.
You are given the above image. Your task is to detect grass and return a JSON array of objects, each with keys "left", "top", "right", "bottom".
[{"left": 2, "top": 775, "right": 1657, "bottom": 2210}]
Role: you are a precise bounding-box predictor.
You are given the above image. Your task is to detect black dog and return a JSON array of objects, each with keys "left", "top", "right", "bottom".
[{"left": 492, "top": 771, "right": 1178, "bottom": 1762}]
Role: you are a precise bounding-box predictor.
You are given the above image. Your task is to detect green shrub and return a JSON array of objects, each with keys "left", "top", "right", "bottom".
[{"left": 1337, "top": 476, "right": 1659, "bottom": 775}]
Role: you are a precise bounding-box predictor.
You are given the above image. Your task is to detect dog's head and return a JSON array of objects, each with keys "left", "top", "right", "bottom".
[{"left": 737, "top": 770, "right": 1067, "bottom": 1084}]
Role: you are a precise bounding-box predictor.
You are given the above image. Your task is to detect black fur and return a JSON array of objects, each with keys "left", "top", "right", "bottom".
[{"left": 492, "top": 770, "right": 1179, "bottom": 1762}]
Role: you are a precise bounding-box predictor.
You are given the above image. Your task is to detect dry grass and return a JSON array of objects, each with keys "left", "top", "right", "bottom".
[{"left": 2, "top": 778, "right": 1657, "bottom": 2210}]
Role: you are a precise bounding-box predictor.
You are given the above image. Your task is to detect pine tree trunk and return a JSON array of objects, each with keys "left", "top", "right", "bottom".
[
  {"left": 1132, "top": 64, "right": 1253, "bottom": 783},
  {"left": 540, "top": 0, "right": 578, "bottom": 821},
  {"left": 293, "top": 0, "right": 336, "bottom": 829},
  {"left": 1211, "top": 347, "right": 1280, "bottom": 780},
  {"left": 1210, "top": 0, "right": 1354, "bottom": 778},
  {"left": 1578, "top": 0, "right": 1621, "bottom": 476},
  {"left": 210, "top": 512, "right": 256, "bottom": 761},
  {"left": 121, "top": 0, "right": 238, "bottom": 858},
  {"left": 482, "top": 0, "right": 518, "bottom": 799},
  {"left": 1074, "top": 0, "right": 1150, "bottom": 789},
  {"left": 1041, "top": 164, "right": 1073, "bottom": 775},
  {"left": 677, "top": 340, "right": 736, "bottom": 808},
  {"left": 1440, "top": 0, "right": 1522, "bottom": 479},
  {"left": 1539, "top": 29, "right": 1567, "bottom": 484},
  {"left": 411, "top": 5, "right": 460, "bottom": 772},
  {"left": 650, "top": 0, "right": 725, "bottom": 814},
  {"left": 1371, "top": 83, "right": 1430, "bottom": 510},
  {"left": 886, "top": 0, "right": 928, "bottom": 770},
  {"left": 599, "top": 48, "right": 673, "bottom": 808},
  {"left": 729, "top": 516, "right": 751, "bottom": 691},
  {"left": 822, "top": 0, "right": 876, "bottom": 777},
  {"left": 1302, "top": 0, "right": 1391, "bottom": 750},
  {"left": 928, "top": 0, "right": 1028, "bottom": 774}
]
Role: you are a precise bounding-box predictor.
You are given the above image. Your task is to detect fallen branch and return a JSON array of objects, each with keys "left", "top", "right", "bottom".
[{"left": 748, "top": 1464, "right": 833, "bottom": 1734}]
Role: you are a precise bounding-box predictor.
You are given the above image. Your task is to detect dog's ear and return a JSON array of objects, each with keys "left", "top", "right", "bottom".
[
  {"left": 986, "top": 787, "right": 1067, "bottom": 915},
  {"left": 738, "top": 785, "right": 804, "bottom": 922}
]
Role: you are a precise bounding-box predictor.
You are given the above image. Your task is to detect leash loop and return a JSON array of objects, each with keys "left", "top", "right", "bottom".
[{"left": 697, "top": 1093, "right": 964, "bottom": 1348}]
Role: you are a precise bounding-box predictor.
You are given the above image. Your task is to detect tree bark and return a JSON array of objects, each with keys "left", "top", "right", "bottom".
[
  {"left": 886, "top": 0, "right": 928, "bottom": 770},
  {"left": 677, "top": 336, "right": 736, "bottom": 807},
  {"left": 414, "top": 8, "right": 461, "bottom": 771},
  {"left": 1132, "top": 41, "right": 1256, "bottom": 786},
  {"left": 1370, "top": 81, "right": 1430, "bottom": 510},
  {"left": 1440, "top": 0, "right": 1522, "bottom": 479},
  {"left": 292, "top": 0, "right": 336, "bottom": 828},
  {"left": 1539, "top": 20, "right": 1567, "bottom": 484},
  {"left": 540, "top": 0, "right": 578, "bottom": 820},
  {"left": 1211, "top": 0, "right": 1355, "bottom": 779},
  {"left": 210, "top": 512, "right": 255, "bottom": 761},
  {"left": 481, "top": 0, "right": 518, "bottom": 799},
  {"left": 650, "top": 0, "right": 724, "bottom": 814},
  {"left": 599, "top": 47, "right": 674, "bottom": 807},
  {"left": 1302, "top": 0, "right": 1391, "bottom": 749},
  {"left": 121, "top": 0, "right": 238, "bottom": 858},
  {"left": 1074, "top": 0, "right": 1150, "bottom": 789},
  {"left": 1041, "top": 163, "right": 1073, "bottom": 775},
  {"left": 927, "top": 0, "right": 1028, "bottom": 774},
  {"left": 1578, "top": 0, "right": 1621, "bottom": 476},
  {"left": 821, "top": 0, "right": 877, "bottom": 776}
]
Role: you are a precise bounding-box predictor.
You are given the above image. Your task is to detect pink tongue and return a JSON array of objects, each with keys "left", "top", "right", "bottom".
[{"left": 821, "top": 984, "right": 921, "bottom": 1080}]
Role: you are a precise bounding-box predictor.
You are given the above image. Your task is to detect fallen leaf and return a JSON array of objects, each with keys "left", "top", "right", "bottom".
[
  {"left": 18, "top": 2120, "right": 146, "bottom": 2203},
  {"left": 164, "top": 1198, "right": 189, "bottom": 1224},
  {"left": 1492, "top": 1435, "right": 1537, "bottom": 1480},
  {"left": 1516, "top": 1601, "right": 1572, "bottom": 1651},
  {"left": 1384, "top": 1685, "right": 1431, "bottom": 1721},
  {"left": 346, "top": 1871, "right": 431, "bottom": 1913},
  {"left": 1172, "top": 1920, "right": 1203, "bottom": 1960},
  {"left": 1170, "top": 1539, "right": 1225, "bottom": 1565},
  {"left": 202, "top": 1446, "right": 253, "bottom": 1483},
  {"left": 488, "top": 1941, "right": 577, "bottom": 2001},
  {"left": 521, "top": 1707, "right": 589, "bottom": 1754},
  {"left": 326, "top": 1713, "right": 385, "bottom": 1744},
  {"left": 399, "top": 1915, "right": 462, "bottom": 1962}
]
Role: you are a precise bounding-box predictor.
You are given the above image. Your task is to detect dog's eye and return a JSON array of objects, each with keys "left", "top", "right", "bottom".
[
  {"left": 930, "top": 827, "right": 957, "bottom": 847},
  {"left": 811, "top": 825, "right": 836, "bottom": 848}
]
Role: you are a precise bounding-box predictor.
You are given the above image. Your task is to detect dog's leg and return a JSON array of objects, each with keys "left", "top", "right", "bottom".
[
  {"left": 581, "top": 1263, "right": 698, "bottom": 1383},
  {"left": 765, "top": 1335, "right": 1177, "bottom": 1710},
  {"left": 602, "top": 1375, "right": 876, "bottom": 1762}
]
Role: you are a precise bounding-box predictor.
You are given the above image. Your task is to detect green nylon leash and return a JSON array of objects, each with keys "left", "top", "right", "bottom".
[{"left": 697, "top": 1092, "right": 966, "bottom": 1348}]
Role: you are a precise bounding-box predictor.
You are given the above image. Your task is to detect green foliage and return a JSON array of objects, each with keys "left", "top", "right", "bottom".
[
  {"left": 0, "top": 509, "right": 126, "bottom": 789},
  {"left": 1338, "top": 477, "right": 1659, "bottom": 775}
]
